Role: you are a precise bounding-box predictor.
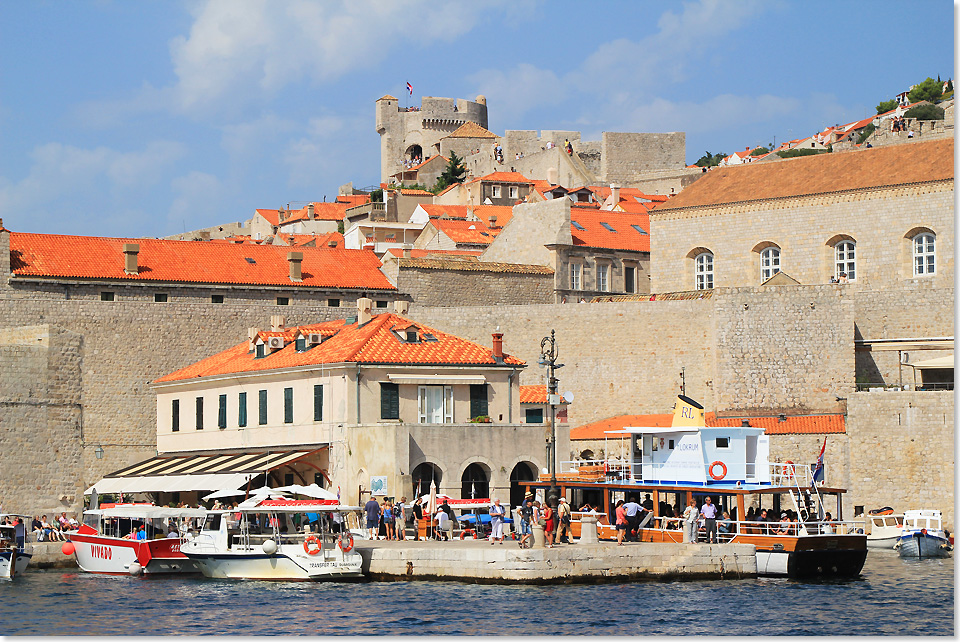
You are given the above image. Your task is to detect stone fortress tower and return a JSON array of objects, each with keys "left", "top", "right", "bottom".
[{"left": 377, "top": 94, "right": 488, "bottom": 183}]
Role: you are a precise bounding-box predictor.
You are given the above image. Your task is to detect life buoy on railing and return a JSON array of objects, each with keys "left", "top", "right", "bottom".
[
  {"left": 783, "top": 460, "right": 796, "bottom": 477},
  {"left": 459, "top": 529, "right": 475, "bottom": 540},
  {"left": 303, "top": 535, "right": 322, "bottom": 556},
  {"left": 338, "top": 532, "right": 354, "bottom": 553},
  {"left": 708, "top": 460, "right": 727, "bottom": 481}
]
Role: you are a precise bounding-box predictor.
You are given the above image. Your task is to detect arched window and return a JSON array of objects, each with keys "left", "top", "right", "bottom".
[
  {"left": 835, "top": 241, "right": 856, "bottom": 281},
  {"left": 760, "top": 247, "right": 780, "bottom": 281},
  {"left": 695, "top": 252, "right": 714, "bottom": 290},
  {"left": 913, "top": 232, "right": 936, "bottom": 275}
]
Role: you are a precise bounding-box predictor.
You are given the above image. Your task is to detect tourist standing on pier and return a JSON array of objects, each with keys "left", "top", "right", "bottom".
[
  {"left": 382, "top": 501, "right": 395, "bottom": 540},
  {"left": 557, "top": 497, "right": 571, "bottom": 543},
  {"left": 700, "top": 496, "right": 718, "bottom": 543},
  {"left": 615, "top": 499, "right": 628, "bottom": 546},
  {"left": 622, "top": 498, "right": 641, "bottom": 541},
  {"left": 489, "top": 498, "right": 505, "bottom": 544},
  {"left": 542, "top": 502, "right": 555, "bottom": 548},
  {"left": 395, "top": 497, "right": 406, "bottom": 540},
  {"left": 364, "top": 496, "right": 381, "bottom": 540},
  {"left": 682, "top": 500, "right": 699, "bottom": 543},
  {"left": 412, "top": 498, "right": 423, "bottom": 541}
]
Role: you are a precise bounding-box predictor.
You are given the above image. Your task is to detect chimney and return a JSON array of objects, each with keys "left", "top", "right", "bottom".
[
  {"left": 270, "top": 315, "right": 286, "bottom": 332},
  {"left": 402, "top": 244, "right": 412, "bottom": 258},
  {"left": 248, "top": 327, "right": 260, "bottom": 351},
  {"left": 394, "top": 300, "right": 409, "bottom": 315},
  {"left": 489, "top": 214, "right": 498, "bottom": 229},
  {"left": 466, "top": 206, "right": 475, "bottom": 220},
  {"left": 287, "top": 251, "right": 303, "bottom": 282},
  {"left": 122, "top": 243, "right": 140, "bottom": 275},
  {"left": 357, "top": 297, "right": 373, "bottom": 325},
  {"left": 307, "top": 203, "right": 315, "bottom": 220},
  {"left": 610, "top": 183, "right": 621, "bottom": 204},
  {"left": 491, "top": 332, "right": 504, "bottom": 359}
]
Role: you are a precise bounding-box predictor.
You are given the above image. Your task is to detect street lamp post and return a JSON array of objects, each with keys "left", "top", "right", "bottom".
[{"left": 539, "top": 329, "right": 562, "bottom": 512}]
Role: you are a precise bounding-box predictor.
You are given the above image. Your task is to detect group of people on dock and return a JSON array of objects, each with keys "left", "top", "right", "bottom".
[{"left": 1, "top": 513, "right": 78, "bottom": 545}]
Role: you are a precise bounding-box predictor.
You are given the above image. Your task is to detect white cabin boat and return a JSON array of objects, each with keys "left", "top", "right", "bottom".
[
  {"left": 866, "top": 510, "right": 904, "bottom": 549},
  {"left": 180, "top": 497, "right": 363, "bottom": 581},
  {"left": 0, "top": 516, "right": 32, "bottom": 579},
  {"left": 895, "top": 510, "right": 952, "bottom": 559},
  {"left": 67, "top": 504, "right": 206, "bottom": 575}
]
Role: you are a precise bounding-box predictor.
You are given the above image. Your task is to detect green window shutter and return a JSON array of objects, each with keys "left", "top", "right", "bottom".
[
  {"left": 525, "top": 408, "right": 543, "bottom": 424},
  {"left": 172, "top": 399, "right": 179, "bottom": 432},
  {"left": 238, "top": 392, "right": 247, "bottom": 427},
  {"left": 381, "top": 383, "right": 399, "bottom": 420},
  {"left": 218, "top": 394, "right": 227, "bottom": 429},
  {"left": 314, "top": 385, "right": 323, "bottom": 422},
  {"left": 196, "top": 396, "right": 203, "bottom": 430},
  {"left": 284, "top": 387, "right": 293, "bottom": 424},
  {"left": 259, "top": 390, "right": 268, "bottom": 425},
  {"left": 296, "top": 337, "right": 306, "bottom": 352},
  {"left": 470, "top": 384, "right": 488, "bottom": 419}
]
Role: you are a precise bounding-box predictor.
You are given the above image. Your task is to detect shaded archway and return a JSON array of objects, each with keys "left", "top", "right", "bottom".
[
  {"left": 509, "top": 461, "right": 537, "bottom": 510},
  {"left": 411, "top": 462, "right": 442, "bottom": 499},
  {"left": 461, "top": 463, "right": 490, "bottom": 499},
  {"left": 405, "top": 144, "right": 423, "bottom": 162}
]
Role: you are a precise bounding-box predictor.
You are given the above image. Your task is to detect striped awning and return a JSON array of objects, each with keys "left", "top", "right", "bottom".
[{"left": 84, "top": 449, "right": 322, "bottom": 495}]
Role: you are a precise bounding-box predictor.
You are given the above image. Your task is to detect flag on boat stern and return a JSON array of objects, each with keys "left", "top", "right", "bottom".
[{"left": 813, "top": 437, "right": 827, "bottom": 483}]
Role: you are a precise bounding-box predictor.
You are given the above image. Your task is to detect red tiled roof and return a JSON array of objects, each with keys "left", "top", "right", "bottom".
[
  {"left": 467, "top": 171, "right": 533, "bottom": 185},
  {"left": 9, "top": 233, "right": 395, "bottom": 290},
  {"left": 571, "top": 412, "right": 845, "bottom": 440},
  {"left": 444, "top": 122, "right": 497, "bottom": 139},
  {"left": 155, "top": 313, "right": 524, "bottom": 382},
  {"left": 400, "top": 189, "right": 433, "bottom": 196},
  {"left": 520, "top": 385, "right": 547, "bottom": 404},
  {"left": 382, "top": 248, "right": 482, "bottom": 259},
  {"left": 417, "top": 204, "right": 514, "bottom": 229},
  {"left": 411, "top": 155, "right": 447, "bottom": 170},
  {"left": 215, "top": 236, "right": 267, "bottom": 245},
  {"left": 570, "top": 208, "right": 650, "bottom": 252},
  {"left": 428, "top": 219, "right": 500, "bottom": 245},
  {"left": 255, "top": 209, "right": 280, "bottom": 226},
  {"left": 276, "top": 232, "right": 343, "bottom": 248},
  {"left": 280, "top": 202, "right": 351, "bottom": 224},
  {"left": 435, "top": 183, "right": 460, "bottom": 197},
  {"left": 335, "top": 194, "right": 372, "bottom": 207}
]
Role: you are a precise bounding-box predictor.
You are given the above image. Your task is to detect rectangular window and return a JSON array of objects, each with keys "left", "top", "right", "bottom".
[
  {"left": 256, "top": 343, "right": 265, "bottom": 359},
  {"left": 570, "top": 263, "right": 582, "bottom": 290},
  {"left": 259, "top": 390, "right": 268, "bottom": 425},
  {"left": 218, "top": 394, "right": 227, "bottom": 429},
  {"left": 470, "top": 384, "right": 488, "bottom": 420},
  {"left": 668, "top": 439, "right": 675, "bottom": 450},
  {"left": 625, "top": 266, "right": 636, "bottom": 293},
  {"left": 154, "top": 293, "right": 168, "bottom": 303},
  {"left": 277, "top": 297, "right": 290, "bottom": 306},
  {"left": 525, "top": 407, "right": 544, "bottom": 424},
  {"left": 716, "top": 437, "right": 729, "bottom": 448},
  {"left": 328, "top": 298, "right": 340, "bottom": 307},
  {"left": 380, "top": 383, "right": 399, "bottom": 420},
  {"left": 508, "top": 186, "right": 518, "bottom": 199},
  {"left": 418, "top": 385, "right": 453, "bottom": 423},
  {"left": 571, "top": 221, "right": 585, "bottom": 231},
  {"left": 376, "top": 300, "right": 389, "bottom": 308},
  {"left": 238, "top": 392, "right": 247, "bottom": 427},
  {"left": 211, "top": 294, "right": 224, "bottom": 304},
  {"left": 491, "top": 185, "right": 502, "bottom": 198},
  {"left": 597, "top": 264, "right": 609, "bottom": 292},
  {"left": 284, "top": 387, "right": 293, "bottom": 424},
  {"left": 195, "top": 397, "right": 204, "bottom": 430},
  {"left": 100, "top": 292, "right": 115, "bottom": 301},
  {"left": 295, "top": 337, "right": 306, "bottom": 352},
  {"left": 171, "top": 399, "right": 180, "bottom": 432},
  {"left": 314, "top": 385, "right": 323, "bottom": 421}
]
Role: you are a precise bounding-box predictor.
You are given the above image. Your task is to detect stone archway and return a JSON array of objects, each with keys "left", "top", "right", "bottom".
[
  {"left": 411, "top": 462, "right": 442, "bottom": 499},
  {"left": 509, "top": 461, "right": 538, "bottom": 509},
  {"left": 461, "top": 462, "right": 490, "bottom": 499}
]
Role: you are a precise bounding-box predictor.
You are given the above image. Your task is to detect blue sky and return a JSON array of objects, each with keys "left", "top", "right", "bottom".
[{"left": 0, "top": 0, "right": 954, "bottom": 238}]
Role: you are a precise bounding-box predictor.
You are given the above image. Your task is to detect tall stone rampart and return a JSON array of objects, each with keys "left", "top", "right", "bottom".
[{"left": 601, "top": 132, "right": 686, "bottom": 184}]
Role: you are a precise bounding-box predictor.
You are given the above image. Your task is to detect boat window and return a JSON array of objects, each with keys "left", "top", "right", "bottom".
[
  {"left": 716, "top": 437, "right": 729, "bottom": 448},
  {"left": 83, "top": 513, "right": 99, "bottom": 529},
  {"left": 204, "top": 513, "right": 223, "bottom": 531},
  {"left": 668, "top": 439, "right": 675, "bottom": 449}
]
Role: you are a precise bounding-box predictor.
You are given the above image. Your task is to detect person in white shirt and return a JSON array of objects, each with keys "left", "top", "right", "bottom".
[
  {"left": 488, "top": 498, "right": 505, "bottom": 544},
  {"left": 435, "top": 509, "right": 449, "bottom": 541},
  {"left": 682, "top": 500, "right": 699, "bottom": 543}
]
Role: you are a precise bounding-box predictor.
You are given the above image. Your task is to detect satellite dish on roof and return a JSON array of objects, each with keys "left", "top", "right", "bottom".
[{"left": 563, "top": 391, "right": 575, "bottom": 403}]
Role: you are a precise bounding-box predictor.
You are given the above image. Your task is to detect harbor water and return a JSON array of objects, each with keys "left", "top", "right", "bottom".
[{"left": 0, "top": 550, "right": 952, "bottom": 636}]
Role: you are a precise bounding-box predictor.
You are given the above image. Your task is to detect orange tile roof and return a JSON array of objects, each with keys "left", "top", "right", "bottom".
[
  {"left": 255, "top": 209, "right": 280, "bottom": 226},
  {"left": 520, "top": 385, "right": 547, "bottom": 404},
  {"left": 434, "top": 183, "right": 460, "bottom": 197},
  {"left": 335, "top": 194, "right": 372, "bottom": 207},
  {"left": 411, "top": 155, "right": 447, "bottom": 170},
  {"left": 378, "top": 94, "right": 398, "bottom": 101},
  {"left": 587, "top": 185, "right": 665, "bottom": 202},
  {"left": 445, "top": 122, "right": 497, "bottom": 139},
  {"left": 417, "top": 204, "right": 514, "bottom": 228},
  {"left": 428, "top": 219, "right": 500, "bottom": 245},
  {"left": 280, "top": 202, "right": 351, "bottom": 224},
  {"left": 571, "top": 412, "right": 845, "bottom": 439},
  {"left": 657, "top": 138, "right": 953, "bottom": 212},
  {"left": 467, "top": 171, "right": 533, "bottom": 185},
  {"left": 9, "top": 233, "right": 395, "bottom": 290},
  {"left": 155, "top": 313, "right": 524, "bottom": 382},
  {"left": 382, "top": 248, "right": 482, "bottom": 259},
  {"left": 276, "top": 232, "right": 343, "bottom": 248},
  {"left": 400, "top": 189, "right": 433, "bottom": 196},
  {"left": 217, "top": 236, "right": 266, "bottom": 245},
  {"left": 569, "top": 208, "right": 650, "bottom": 252}
]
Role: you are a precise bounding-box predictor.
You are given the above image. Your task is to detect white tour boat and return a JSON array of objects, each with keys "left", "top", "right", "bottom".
[
  {"left": 66, "top": 503, "right": 206, "bottom": 575},
  {"left": 894, "top": 509, "right": 952, "bottom": 559},
  {"left": 865, "top": 509, "right": 904, "bottom": 549},
  {"left": 180, "top": 496, "right": 363, "bottom": 581},
  {"left": 0, "top": 516, "right": 32, "bottom": 579}
]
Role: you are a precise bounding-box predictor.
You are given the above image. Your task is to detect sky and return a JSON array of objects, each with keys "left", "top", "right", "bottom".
[{"left": 0, "top": 0, "right": 954, "bottom": 239}]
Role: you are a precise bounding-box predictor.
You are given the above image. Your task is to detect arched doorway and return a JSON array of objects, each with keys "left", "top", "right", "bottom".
[
  {"left": 405, "top": 144, "right": 423, "bottom": 163},
  {"left": 411, "top": 462, "right": 442, "bottom": 499},
  {"left": 509, "top": 462, "right": 537, "bottom": 509},
  {"left": 461, "top": 463, "right": 490, "bottom": 499}
]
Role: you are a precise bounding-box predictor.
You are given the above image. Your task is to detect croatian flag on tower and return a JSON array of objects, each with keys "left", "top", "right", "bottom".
[
  {"left": 406, "top": 81, "right": 413, "bottom": 96},
  {"left": 812, "top": 437, "right": 827, "bottom": 484}
]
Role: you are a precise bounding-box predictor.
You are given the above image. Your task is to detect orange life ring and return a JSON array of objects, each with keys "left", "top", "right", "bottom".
[
  {"left": 459, "top": 529, "right": 475, "bottom": 540},
  {"left": 303, "top": 535, "right": 322, "bottom": 555},
  {"left": 338, "top": 532, "right": 354, "bottom": 553},
  {"left": 783, "top": 460, "right": 796, "bottom": 477},
  {"left": 709, "top": 460, "right": 727, "bottom": 480}
]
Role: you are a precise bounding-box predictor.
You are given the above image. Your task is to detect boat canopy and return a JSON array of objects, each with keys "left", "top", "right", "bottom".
[{"left": 89, "top": 506, "right": 207, "bottom": 519}]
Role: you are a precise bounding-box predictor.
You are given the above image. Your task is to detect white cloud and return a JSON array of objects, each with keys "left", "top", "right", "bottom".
[
  {"left": 283, "top": 113, "right": 370, "bottom": 189},
  {"left": 167, "top": 171, "right": 224, "bottom": 227}
]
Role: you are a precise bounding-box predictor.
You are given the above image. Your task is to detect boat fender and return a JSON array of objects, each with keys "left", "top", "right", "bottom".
[
  {"left": 262, "top": 539, "right": 278, "bottom": 555},
  {"left": 128, "top": 561, "right": 142, "bottom": 576},
  {"left": 61, "top": 541, "right": 76, "bottom": 556},
  {"left": 303, "top": 535, "right": 322, "bottom": 556},
  {"left": 708, "top": 461, "right": 727, "bottom": 481},
  {"left": 338, "top": 532, "right": 355, "bottom": 554},
  {"left": 459, "top": 529, "right": 476, "bottom": 540}
]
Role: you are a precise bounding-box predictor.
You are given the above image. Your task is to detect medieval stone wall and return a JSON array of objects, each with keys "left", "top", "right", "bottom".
[
  {"left": 601, "top": 132, "right": 687, "bottom": 184},
  {"left": 393, "top": 265, "right": 555, "bottom": 307}
]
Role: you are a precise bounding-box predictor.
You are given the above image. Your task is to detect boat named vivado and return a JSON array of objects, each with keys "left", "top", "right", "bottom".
[
  {"left": 180, "top": 496, "right": 363, "bottom": 581},
  {"left": 531, "top": 395, "right": 868, "bottom": 578},
  {"left": 67, "top": 504, "right": 206, "bottom": 575},
  {"left": 894, "top": 509, "right": 953, "bottom": 559},
  {"left": 0, "top": 516, "right": 32, "bottom": 579}
]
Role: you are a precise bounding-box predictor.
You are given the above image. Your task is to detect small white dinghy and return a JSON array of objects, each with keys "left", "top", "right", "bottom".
[{"left": 894, "top": 510, "right": 952, "bottom": 559}]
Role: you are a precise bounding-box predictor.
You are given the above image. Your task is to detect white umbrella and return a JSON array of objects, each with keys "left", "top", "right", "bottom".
[
  {"left": 428, "top": 481, "right": 438, "bottom": 519},
  {"left": 202, "top": 487, "right": 248, "bottom": 501},
  {"left": 272, "top": 484, "right": 338, "bottom": 501}
]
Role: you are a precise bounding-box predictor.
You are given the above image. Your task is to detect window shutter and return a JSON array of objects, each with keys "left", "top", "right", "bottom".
[
  {"left": 259, "top": 390, "right": 268, "bottom": 425},
  {"left": 238, "top": 392, "right": 247, "bottom": 427},
  {"left": 381, "top": 383, "right": 399, "bottom": 420},
  {"left": 418, "top": 385, "right": 427, "bottom": 423},
  {"left": 218, "top": 394, "right": 227, "bottom": 429},
  {"left": 444, "top": 386, "right": 454, "bottom": 423},
  {"left": 470, "top": 384, "right": 488, "bottom": 419},
  {"left": 196, "top": 396, "right": 203, "bottom": 430},
  {"left": 284, "top": 387, "right": 293, "bottom": 424},
  {"left": 314, "top": 385, "right": 323, "bottom": 422},
  {"left": 172, "top": 399, "right": 179, "bottom": 432}
]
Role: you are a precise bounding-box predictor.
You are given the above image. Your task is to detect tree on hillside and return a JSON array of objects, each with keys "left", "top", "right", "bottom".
[
  {"left": 749, "top": 146, "right": 770, "bottom": 156},
  {"left": 694, "top": 151, "right": 726, "bottom": 167},
  {"left": 434, "top": 151, "right": 467, "bottom": 191},
  {"left": 856, "top": 123, "right": 876, "bottom": 144},
  {"left": 946, "top": 79, "right": 954, "bottom": 94},
  {"left": 876, "top": 99, "right": 897, "bottom": 114},
  {"left": 904, "top": 103, "right": 945, "bottom": 120},
  {"left": 907, "top": 77, "right": 943, "bottom": 103}
]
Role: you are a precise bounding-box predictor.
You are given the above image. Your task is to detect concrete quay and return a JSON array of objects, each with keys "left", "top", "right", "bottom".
[
  {"left": 25, "top": 542, "right": 76, "bottom": 569},
  {"left": 354, "top": 539, "right": 758, "bottom": 584}
]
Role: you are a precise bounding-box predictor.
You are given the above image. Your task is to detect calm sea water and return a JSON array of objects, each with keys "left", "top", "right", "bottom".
[{"left": 0, "top": 549, "right": 953, "bottom": 636}]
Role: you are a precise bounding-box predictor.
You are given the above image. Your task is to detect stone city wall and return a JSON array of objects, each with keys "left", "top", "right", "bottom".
[
  {"left": 393, "top": 264, "right": 554, "bottom": 307},
  {"left": 601, "top": 132, "right": 686, "bottom": 185}
]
